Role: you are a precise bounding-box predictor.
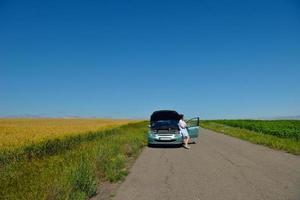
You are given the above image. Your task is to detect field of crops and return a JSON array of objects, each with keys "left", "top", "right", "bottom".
[
  {"left": 0, "top": 118, "right": 133, "bottom": 150},
  {"left": 210, "top": 120, "right": 300, "bottom": 140},
  {"left": 0, "top": 119, "right": 147, "bottom": 199},
  {"left": 200, "top": 120, "right": 300, "bottom": 154}
]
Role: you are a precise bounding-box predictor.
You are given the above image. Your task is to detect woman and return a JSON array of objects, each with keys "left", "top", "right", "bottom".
[{"left": 178, "top": 114, "right": 190, "bottom": 149}]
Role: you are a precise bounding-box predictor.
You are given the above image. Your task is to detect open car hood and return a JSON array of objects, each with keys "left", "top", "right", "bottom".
[{"left": 150, "top": 110, "right": 180, "bottom": 122}]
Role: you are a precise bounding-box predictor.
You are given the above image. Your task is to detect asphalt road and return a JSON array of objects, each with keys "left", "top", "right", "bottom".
[{"left": 114, "top": 128, "right": 300, "bottom": 200}]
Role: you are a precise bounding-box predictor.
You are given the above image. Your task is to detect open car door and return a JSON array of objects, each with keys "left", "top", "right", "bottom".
[{"left": 186, "top": 117, "right": 200, "bottom": 140}]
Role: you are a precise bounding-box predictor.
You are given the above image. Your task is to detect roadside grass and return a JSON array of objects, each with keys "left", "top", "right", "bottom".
[
  {"left": 200, "top": 121, "right": 300, "bottom": 155},
  {"left": 0, "top": 121, "right": 148, "bottom": 200}
]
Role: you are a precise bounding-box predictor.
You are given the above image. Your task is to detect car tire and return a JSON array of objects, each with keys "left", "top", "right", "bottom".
[{"left": 148, "top": 143, "right": 153, "bottom": 148}]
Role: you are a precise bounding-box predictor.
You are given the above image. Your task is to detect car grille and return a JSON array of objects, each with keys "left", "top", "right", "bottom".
[
  {"left": 154, "top": 139, "right": 177, "bottom": 142},
  {"left": 156, "top": 130, "right": 178, "bottom": 134}
]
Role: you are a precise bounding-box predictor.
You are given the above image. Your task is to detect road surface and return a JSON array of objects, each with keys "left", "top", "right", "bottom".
[{"left": 114, "top": 128, "right": 300, "bottom": 200}]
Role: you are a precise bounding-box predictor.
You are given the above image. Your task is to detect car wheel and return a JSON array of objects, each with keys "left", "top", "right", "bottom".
[{"left": 148, "top": 143, "right": 153, "bottom": 148}]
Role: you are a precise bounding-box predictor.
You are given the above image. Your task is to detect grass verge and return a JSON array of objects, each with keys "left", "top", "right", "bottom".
[
  {"left": 200, "top": 121, "right": 300, "bottom": 155},
  {"left": 0, "top": 121, "right": 148, "bottom": 200}
]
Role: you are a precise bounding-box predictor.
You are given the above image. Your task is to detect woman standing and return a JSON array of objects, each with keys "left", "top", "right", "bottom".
[{"left": 178, "top": 114, "right": 190, "bottom": 149}]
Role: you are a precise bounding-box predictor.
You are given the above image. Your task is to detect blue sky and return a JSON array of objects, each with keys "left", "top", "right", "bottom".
[{"left": 1, "top": 0, "right": 300, "bottom": 119}]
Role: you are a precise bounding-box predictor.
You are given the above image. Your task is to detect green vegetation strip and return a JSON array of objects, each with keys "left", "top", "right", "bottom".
[
  {"left": 209, "top": 120, "right": 300, "bottom": 140},
  {"left": 0, "top": 121, "right": 148, "bottom": 200},
  {"left": 200, "top": 120, "right": 300, "bottom": 155}
]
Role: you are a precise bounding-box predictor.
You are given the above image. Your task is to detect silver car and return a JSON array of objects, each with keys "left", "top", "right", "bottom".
[{"left": 148, "top": 110, "right": 200, "bottom": 146}]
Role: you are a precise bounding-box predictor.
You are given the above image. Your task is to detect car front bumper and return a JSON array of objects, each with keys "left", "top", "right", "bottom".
[{"left": 148, "top": 133, "right": 183, "bottom": 145}]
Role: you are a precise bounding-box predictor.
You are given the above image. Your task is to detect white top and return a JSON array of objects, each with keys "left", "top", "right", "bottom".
[
  {"left": 178, "top": 119, "right": 189, "bottom": 137},
  {"left": 178, "top": 119, "right": 187, "bottom": 130}
]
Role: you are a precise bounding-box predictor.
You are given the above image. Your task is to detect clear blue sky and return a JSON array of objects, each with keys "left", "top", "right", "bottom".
[{"left": 1, "top": 0, "right": 300, "bottom": 119}]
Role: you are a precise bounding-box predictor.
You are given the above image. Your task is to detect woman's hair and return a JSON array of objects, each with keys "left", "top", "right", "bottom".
[{"left": 179, "top": 114, "right": 184, "bottom": 119}]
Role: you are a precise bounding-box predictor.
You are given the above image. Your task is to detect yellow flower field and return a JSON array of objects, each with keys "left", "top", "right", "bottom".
[{"left": 0, "top": 118, "right": 136, "bottom": 150}]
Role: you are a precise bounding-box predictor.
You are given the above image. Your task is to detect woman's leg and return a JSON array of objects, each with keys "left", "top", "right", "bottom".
[
  {"left": 187, "top": 136, "right": 191, "bottom": 148},
  {"left": 183, "top": 136, "right": 190, "bottom": 149}
]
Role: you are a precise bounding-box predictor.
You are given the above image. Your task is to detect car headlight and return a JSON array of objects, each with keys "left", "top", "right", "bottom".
[
  {"left": 149, "top": 130, "right": 156, "bottom": 137},
  {"left": 149, "top": 130, "right": 157, "bottom": 134}
]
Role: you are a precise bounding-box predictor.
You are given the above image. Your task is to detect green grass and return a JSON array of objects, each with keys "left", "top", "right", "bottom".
[
  {"left": 0, "top": 121, "right": 148, "bottom": 200},
  {"left": 200, "top": 120, "right": 300, "bottom": 155}
]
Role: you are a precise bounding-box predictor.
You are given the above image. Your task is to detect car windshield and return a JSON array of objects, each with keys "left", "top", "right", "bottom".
[{"left": 151, "top": 120, "right": 179, "bottom": 130}]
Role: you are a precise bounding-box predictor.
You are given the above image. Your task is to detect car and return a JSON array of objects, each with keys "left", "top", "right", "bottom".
[{"left": 148, "top": 110, "right": 200, "bottom": 146}]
